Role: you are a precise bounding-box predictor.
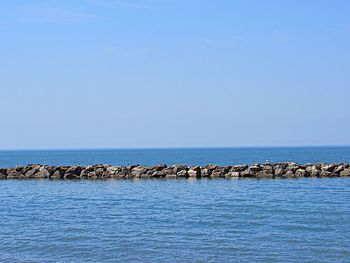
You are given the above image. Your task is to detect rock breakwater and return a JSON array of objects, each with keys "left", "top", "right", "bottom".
[{"left": 1, "top": 163, "right": 350, "bottom": 179}]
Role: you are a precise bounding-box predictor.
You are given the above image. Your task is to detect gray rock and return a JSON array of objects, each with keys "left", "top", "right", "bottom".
[
  {"left": 295, "top": 169, "right": 306, "bottom": 177},
  {"left": 130, "top": 166, "right": 148, "bottom": 178},
  {"left": 340, "top": 169, "right": 350, "bottom": 177},
  {"left": 274, "top": 165, "right": 285, "bottom": 177},
  {"left": 200, "top": 168, "right": 211, "bottom": 177},
  {"left": 188, "top": 166, "right": 201, "bottom": 177},
  {"left": 50, "top": 170, "right": 62, "bottom": 179},
  {"left": 0, "top": 162, "right": 349, "bottom": 180},
  {"left": 321, "top": 164, "right": 336, "bottom": 173},
  {"left": 256, "top": 170, "right": 274, "bottom": 178},
  {"left": 306, "top": 165, "right": 320, "bottom": 177},
  {"left": 320, "top": 170, "right": 333, "bottom": 177},
  {"left": 176, "top": 170, "right": 188, "bottom": 177},
  {"left": 225, "top": 171, "right": 240, "bottom": 177},
  {"left": 66, "top": 166, "right": 82, "bottom": 176},
  {"left": 334, "top": 165, "right": 345, "bottom": 174},
  {"left": 210, "top": 170, "right": 225, "bottom": 178}
]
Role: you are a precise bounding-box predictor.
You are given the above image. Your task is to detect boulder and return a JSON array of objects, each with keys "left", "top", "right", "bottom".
[
  {"left": 50, "top": 170, "right": 62, "bottom": 179},
  {"left": 340, "top": 169, "right": 350, "bottom": 177},
  {"left": 130, "top": 166, "right": 147, "bottom": 178},
  {"left": 176, "top": 170, "right": 188, "bottom": 177},
  {"left": 0, "top": 168, "right": 7, "bottom": 179},
  {"left": 25, "top": 165, "right": 41, "bottom": 178},
  {"left": 256, "top": 170, "right": 274, "bottom": 178},
  {"left": 231, "top": 165, "right": 248, "bottom": 172},
  {"left": 35, "top": 166, "right": 50, "bottom": 178},
  {"left": 65, "top": 166, "right": 82, "bottom": 176},
  {"left": 273, "top": 165, "right": 285, "bottom": 177},
  {"left": 295, "top": 169, "right": 306, "bottom": 177},
  {"left": 201, "top": 168, "right": 213, "bottom": 177},
  {"left": 153, "top": 164, "right": 167, "bottom": 171},
  {"left": 284, "top": 170, "right": 294, "bottom": 178},
  {"left": 165, "top": 174, "right": 177, "bottom": 179},
  {"left": 64, "top": 173, "right": 80, "bottom": 179},
  {"left": 320, "top": 170, "right": 333, "bottom": 177},
  {"left": 334, "top": 165, "right": 345, "bottom": 175},
  {"left": 188, "top": 166, "right": 201, "bottom": 177},
  {"left": 210, "top": 170, "right": 225, "bottom": 178},
  {"left": 151, "top": 171, "right": 163, "bottom": 178},
  {"left": 306, "top": 166, "right": 320, "bottom": 177},
  {"left": 206, "top": 164, "right": 218, "bottom": 170},
  {"left": 174, "top": 164, "right": 188, "bottom": 173},
  {"left": 225, "top": 171, "right": 240, "bottom": 178},
  {"left": 321, "top": 164, "right": 336, "bottom": 173}
]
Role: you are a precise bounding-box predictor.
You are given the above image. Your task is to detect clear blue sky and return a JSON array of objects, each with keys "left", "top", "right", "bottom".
[{"left": 1, "top": 0, "right": 349, "bottom": 149}]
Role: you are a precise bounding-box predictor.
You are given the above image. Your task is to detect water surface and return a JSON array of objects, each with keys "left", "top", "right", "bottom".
[
  {"left": 0, "top": 179, "right": 349, "bottom": 262},
  {"left": 1, "top": 147, "right": 350, "bottom": 262},
  {"left": 1, "top": 146, "right": 350, "bottom": 167}
]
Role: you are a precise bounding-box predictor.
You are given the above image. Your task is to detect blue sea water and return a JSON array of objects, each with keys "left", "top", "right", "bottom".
[
  {"left": 1, "top": 146, "right": 350, "bottom": 167},
  {"left": 0, "top": 147, "right": 350, "bottom": 262}
]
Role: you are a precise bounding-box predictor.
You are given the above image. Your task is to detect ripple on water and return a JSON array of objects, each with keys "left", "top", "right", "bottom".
[{"left": 0, "top": 178, "right": 349, "bottom": 262}]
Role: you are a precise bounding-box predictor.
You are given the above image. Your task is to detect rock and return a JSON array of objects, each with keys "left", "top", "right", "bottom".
[
  {"left": 106, "top": 166, "right": 120, "bottom": 177},
  {"left": 35, "top": 166, "right": 50, "bottom": 178},
  {"left": 126, "top": 164, "right": 139, "bottom": 170},
  {"left": 263, "top": 165, "right": 273, "bottom": 172},
  {"left": 248, "top": 165, "right": 262, "bottom": 173},
  {"left": 321, "top": 164, "right": 336, "bottom": 173},
  {"left": 64, "top": 173, "right": 80, "bottom": 179},
  {"left": 87, "top": 171, "right": 98, "bottom": 179},
  {"left": 0, "top": 163, "right": 349, "bottom": 180},
  {"left": 286, "top": 162, "right": 301, "bottom": 171},
  {"left": 188, "top": 166, "right": 201, "bottom": 177},
  {"left": 200, "top": 168, "right": 211, "bottom": 177},
  {"left": 174, "top": 164, "right": 188, "bottom": 173},
  {"left": 130, "top": 166, "right": 148, "bottom": 178},
  {"left": 240, "top": 169, "right": 255, "bottom": 177},
  {"left": 65, "top": 166, "right": 82, "bottom": 177},
  {"left": 7, "top": 167, "right": 24, "bottom": 179},
  {"left": 225, "top": 171, "right": 240, "bottom": 178},
  {"left": 231, "top": 165, "right": 248, "bottom": 172},
  {"left": 25, "top": 165, "right": 41, "bottom": 178},
  {"left": 153, "top": 164, "right": 167, "bottom": 171},
  {"left": 306, "top": 165, "right": 320, "bottom": 177},
  {"left": 50, "top": 170, "right": 62, "bottom": 179},
  {"left": 0, "top": 168, "right": 7, "bottom": 179},
  {"left": 152, "top": 171, "right": 166, "bottom": 178},
  {"left": 165, "top": 174, "right": 177, "bottom": 179},
  {"left": 176, "top": 170, "right": 188, "bottom": 177},
  {"left": 295, "top": 169, "right": 306, "bottom": 177},
  {"left": 137, "top": 173, "right": 151, "bottom": 179},
  {"left": 320, "top": 170, "right": 333, "bottom": 177},
  {"left": 256, "top": 170, "right": 274, "bottom": 178},
  {"left": 210, "top": 170, "right": 225, "bottom": 178},
  {"left": 274, "top": 165, "right": 285, "bottom": 177},
  {"left": 95, "top": 168, "right": 106, "bottom": 178},
  {"left": 334, "top": 165, "right": 345, "bottom": 175},
  {"left": 206, "top": 164, "right": 218, "bottom": 170},
  {"left": 340, "top": 169, "right": 350, "bottom": 177},
  {"left": 285, "top": 170, "right": 294, "bottom": 178},
  {"left": 239, "top": 165, "right": 262, "bottom": 177}
]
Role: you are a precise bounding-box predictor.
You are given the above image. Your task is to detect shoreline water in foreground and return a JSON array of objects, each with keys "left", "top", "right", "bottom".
[{"left": 1, "top": 162, "right": 350, "bottom": 179}]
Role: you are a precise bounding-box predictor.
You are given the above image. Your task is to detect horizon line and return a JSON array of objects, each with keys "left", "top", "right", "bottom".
[{"left": 1, "top": 144, "right": 350, "bottom": 152}]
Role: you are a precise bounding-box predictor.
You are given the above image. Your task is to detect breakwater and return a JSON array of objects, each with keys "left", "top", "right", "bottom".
[{"left": 1, "top": 162, "right": 350, "bottom": 179}]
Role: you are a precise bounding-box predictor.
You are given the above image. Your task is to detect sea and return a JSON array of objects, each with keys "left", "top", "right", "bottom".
[{"left": 0, "top": 147, "right": 349, "bottom": 262}]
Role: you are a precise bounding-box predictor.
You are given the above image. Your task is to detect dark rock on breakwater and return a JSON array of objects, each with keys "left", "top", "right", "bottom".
[{"left": 1, "top": 163, "right": 350, "bottom": 179}]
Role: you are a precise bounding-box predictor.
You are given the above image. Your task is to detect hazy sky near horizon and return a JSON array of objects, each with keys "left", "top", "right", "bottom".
[{"left": 1, "top": 0, "right": 350, "bottom": 149}]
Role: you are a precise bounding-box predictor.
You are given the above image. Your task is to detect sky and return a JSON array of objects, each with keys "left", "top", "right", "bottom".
[{"left": 0, "top": 0, "right": 349, "bottom": 149}]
